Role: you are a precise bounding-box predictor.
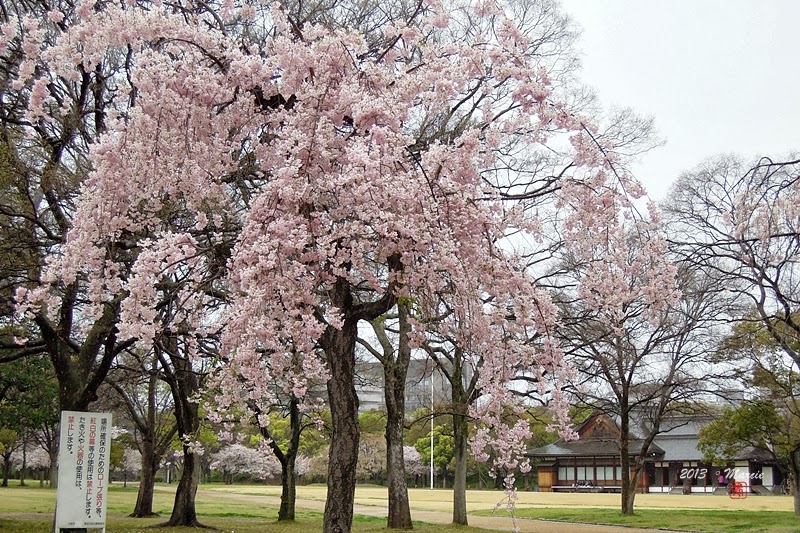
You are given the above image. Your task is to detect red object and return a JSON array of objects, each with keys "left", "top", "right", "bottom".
[{"left": 729, "top": 481, "right": 748, "bottom": 499}]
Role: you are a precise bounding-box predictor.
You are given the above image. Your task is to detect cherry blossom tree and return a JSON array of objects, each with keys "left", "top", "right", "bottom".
[
  {"left": 403, "top": 445, "right": 425, "bottom": 482},
  {"left": 210, "top": 443, "right": 280, "bottom": 484},
  {"left": 119, "top": 447, "right": 143, "bottom": 487},
  {"left": 0, "top": 0, "right": 139, "bottom": 424},
  {"left": 550, "top": 170, "right": 685, "bottom": 514},
  {"left": 220, "top": 8, "right": 588, "bottom": 527},
  {"left": 12, "top": 444, "right": 51, "bottom": 486},
  {"left": 209, "top": 351, "right": 325, "bottom": 521},
  {"left": 7, "top": 0, "right": 662, "bottom": 531},
  {"left": 556, "top": 251, "right": 719, "bottom": 514}
]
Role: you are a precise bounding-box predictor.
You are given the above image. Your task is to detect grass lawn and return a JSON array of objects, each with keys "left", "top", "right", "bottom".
[
  {"left": 4, "top": 482, "right": 800, "bottom": 532},
  {"left": 478, "top": 507, "right": 800, "bottom": 533},
  {"left": 0, "top": 484, "right": 498, "bottom": 533},
  {"left": 0, "top": 515, "right": 494, "bottom": 533}
]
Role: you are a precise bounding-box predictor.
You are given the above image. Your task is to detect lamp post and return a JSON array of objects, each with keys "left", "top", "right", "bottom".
[{"left": 430, "top": 370, "right": 434, "bottom": 490}]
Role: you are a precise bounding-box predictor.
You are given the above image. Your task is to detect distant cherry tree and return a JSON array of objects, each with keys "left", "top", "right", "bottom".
[{"left": 210, "top": 443, "right": 280, "bottom": 484}]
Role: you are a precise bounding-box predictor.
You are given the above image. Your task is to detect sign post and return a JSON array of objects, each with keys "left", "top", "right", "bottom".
[{"left": 55, "top": 410, "right": 112, "bottom": 532}]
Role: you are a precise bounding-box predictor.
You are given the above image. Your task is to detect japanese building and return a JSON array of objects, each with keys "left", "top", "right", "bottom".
[{"left": 526, "top": 413, "right": 782, "bottom": 494}]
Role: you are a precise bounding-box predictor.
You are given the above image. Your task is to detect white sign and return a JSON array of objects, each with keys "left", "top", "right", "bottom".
[{"left": 55, "top": 410, "right": 112, "bottom": 531}]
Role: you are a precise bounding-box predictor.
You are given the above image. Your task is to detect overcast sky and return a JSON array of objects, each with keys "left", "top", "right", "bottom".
[{"left": 563, "top": 0, "right": 800, "bottom": 200}]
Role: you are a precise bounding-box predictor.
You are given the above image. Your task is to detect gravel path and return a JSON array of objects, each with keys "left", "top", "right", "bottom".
[
  {"left": 359, "top": 500, "right": 686, "bottom": 533},
  {"left": 191, "top": 487, "right": 688, "bottom": 533}
]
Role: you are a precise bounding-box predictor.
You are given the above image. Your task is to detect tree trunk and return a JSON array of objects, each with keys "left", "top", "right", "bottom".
[
  {"left": 49, "top": 447, "right": 58, "bottom": 488},
  {"left": 20, "top": 439, "right": 27, "bottom": 487},
  {"left": 279, "top": 394, "right": 303, "bottom": 521},
  {"left": 157, "top": 337, "right": 205, "bottom": 528},
  {"left": 131, "top": 446, "right": 158, "bottom": 517},
  {"left": 165, "top": 450, "right": 201, "bottom": 526},
  {"left": 382, "top": 300, "right": 412, "bottom": 529},
  {"left": 452, "top": 408, "right": 469, "bottom": 526},
  {"left": 279, "top": 456, "right": 297, "bottom": 521},
  {"left": 619, "top": 412, "right": 635, "bottom": 515},
  {"left": 320, "top": 259, "right": 400, "bottom": 533},
  {"left": 447, "top": 344, "right": 472, "bottom": 526},
  {"left": 323, "top": 316, "right": 360, "bottom": 533},
  {"left": 129, "top": 353, "right": 174, "bottom": 518},
  {"left": 1, "top": 453, "right": 10, "bottom": 486},
  {"left": 385, "top": 399, "right": 412, "bottom": 529},
  {"left": 791, "top": 449, "right": 800, "bottom": 515}
]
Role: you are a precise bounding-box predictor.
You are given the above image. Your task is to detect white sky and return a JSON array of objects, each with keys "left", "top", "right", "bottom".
[{"left": 563, "top": 0, "right": 800, "bottom": 200}]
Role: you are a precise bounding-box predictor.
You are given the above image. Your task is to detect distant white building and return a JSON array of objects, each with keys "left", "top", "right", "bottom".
[{"left": 355, "top": 358, "right": 456, "bottom": 413}]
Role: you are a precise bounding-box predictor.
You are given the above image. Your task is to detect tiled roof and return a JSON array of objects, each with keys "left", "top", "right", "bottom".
[
  {"left": 527, "top": 438, "right": 664, "bottom": 458},
  {"left": 529, "top": 413, "right": 778, "bottom": 464},
  {"left": 652, "top": 436, "right": 703, "bottom": 462}
]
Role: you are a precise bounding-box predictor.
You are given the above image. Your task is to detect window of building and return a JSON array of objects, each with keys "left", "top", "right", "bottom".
[{"left": 560, "top": 466, "right": 575, "bottom": 481}]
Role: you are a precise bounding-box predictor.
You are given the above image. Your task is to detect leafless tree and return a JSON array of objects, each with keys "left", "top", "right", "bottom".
[{"left": 665, "top": 154, "right": 800, "bottom": 511}]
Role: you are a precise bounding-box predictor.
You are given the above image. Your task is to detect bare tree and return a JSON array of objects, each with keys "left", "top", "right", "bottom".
[
  {"left": 665, "top": 155, "right": 800, "bottom": 512},
  {"left": 104, "top": 351, "right": 178, "bottom": 517}
]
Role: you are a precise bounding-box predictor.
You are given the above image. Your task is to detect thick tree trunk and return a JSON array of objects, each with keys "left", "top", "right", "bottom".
[
  {"left": 279, "top": 456, "right": 297, "bottom": 521},
  {"left": 791, "top": 450, "right": 800, "bottom": 515},
  {"left": 321, "top": 259, "right": 400, "bottom": 533},
  {"left": 131, "top": 446, "right": 159, "bottom": 517},
  {"left": 157, "top": 338, "right": 205, "bottom": 528},
  {"left": 383, "top": 300, "right": 412, "bottom": 529},
  {"left": 165, "top": 450, "right": 201, "bottom": 526},
  {"left": 323, "top": 317, "right": 360, "bottom": 533},
  {"left": 452, "top": 409, "right": 469, "bottom": 526}
]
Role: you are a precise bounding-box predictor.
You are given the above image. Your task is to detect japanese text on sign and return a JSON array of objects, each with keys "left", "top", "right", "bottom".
[{"left": 56, "top": 410, "right": 112, "bottom": 531}]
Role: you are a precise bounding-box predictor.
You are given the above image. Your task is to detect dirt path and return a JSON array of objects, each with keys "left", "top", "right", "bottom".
[{"left": 191, "top": 486, "right": 688, "bottom": 533}]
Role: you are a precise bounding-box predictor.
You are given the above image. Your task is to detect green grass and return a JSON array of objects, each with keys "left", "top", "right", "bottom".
[
  {"left": 0, "top": 516, "right": 490, "bottom": 533},
  {"left": 0, "top": 515, "right": 491, "bottom": 533},
  {"left": 477, "top": 507, "right": 800, "bottom": 533},
  {"left": 6, "top": 483, "right": 800, "bottom": 532},
  {"left": 0, "top": 484, "right": 495, "bottom": 533}
]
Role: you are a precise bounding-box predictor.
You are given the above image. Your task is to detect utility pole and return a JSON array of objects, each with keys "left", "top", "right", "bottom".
[{"left": 430, "top": 369, "right": 434, "bottom": 490}]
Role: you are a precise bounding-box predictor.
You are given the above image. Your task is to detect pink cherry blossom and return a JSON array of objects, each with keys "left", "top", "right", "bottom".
[{"left": 10, "top": 0, "right": 668, "bottom": 526}]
